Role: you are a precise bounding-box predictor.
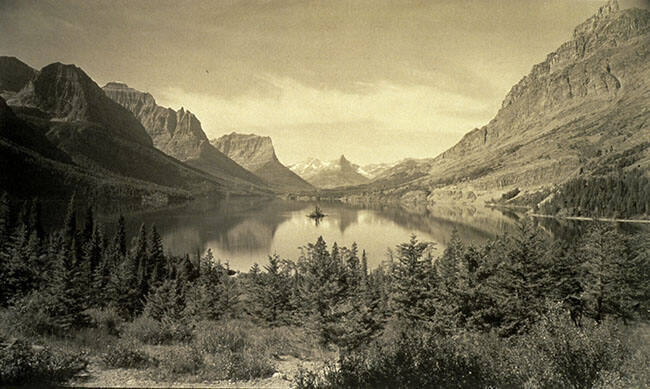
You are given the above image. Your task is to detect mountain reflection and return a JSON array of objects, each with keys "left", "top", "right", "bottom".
[{"left": 102, "top": 198, "right": 632, "bottom": 272}]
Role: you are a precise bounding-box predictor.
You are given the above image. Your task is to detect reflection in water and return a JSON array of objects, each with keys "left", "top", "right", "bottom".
[{"left": 101, "top": 198, "right": 648, "bottom": 272}]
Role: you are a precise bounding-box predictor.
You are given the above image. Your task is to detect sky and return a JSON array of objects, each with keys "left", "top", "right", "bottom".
[{"left": 1, "top": 0, "right": 647, "bottom": 165}]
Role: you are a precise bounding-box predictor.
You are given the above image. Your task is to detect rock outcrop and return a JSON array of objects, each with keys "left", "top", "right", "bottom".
[
  {"left": 102, "top": 82, "right": 265, "bottom": 186},
  {"left": 290, "top": 155, "right": 370, "bottom": 189},
  {"left": 369, "top": 0, "right": 650, "bottom": 200},
  {"left": 212, "top": 132, "right": 313, "bottom": 191}
]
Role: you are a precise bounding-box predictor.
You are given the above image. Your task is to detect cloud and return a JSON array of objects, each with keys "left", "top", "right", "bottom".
[{"left": 155, "top": 76, "right": 493, "bottom": 137}]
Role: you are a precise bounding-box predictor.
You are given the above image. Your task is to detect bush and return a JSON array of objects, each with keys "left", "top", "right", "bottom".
[
  {"left": 122, "top": 315, "right": 192, "bottom": 345},
  {"left": 203, "top": 348, "right": 275, "bottom": 381},
  {"left": 157, "top": 345, "right": 203, "bottom": 375},
  {"left": 101, "top": 341, "right": 152, "bottom": 369},
  {"left": 492, "top": 310, "right": 635, "bottom": 389},
  {"left": 4, "top": 292, "right": 61, "bottom": 337},
  {"left": 294, "top": 328, "right": 489, "bottom": 388},
  {"left": 87, "top": 307, "right": 124, "bottom": 336},
  {"left": 191, "top": 321, "right": 275, "bottom": 380},
  {"left": 293, "top": 309, "right": 648, "bottom": 389},
  {"left": 0, "top": 339, "right": 87, "bottom": 385}
]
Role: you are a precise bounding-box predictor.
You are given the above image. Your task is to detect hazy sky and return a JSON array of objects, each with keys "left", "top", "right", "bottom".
[{"left": 1, "top": 0, "right": 647, "bottom": 165}]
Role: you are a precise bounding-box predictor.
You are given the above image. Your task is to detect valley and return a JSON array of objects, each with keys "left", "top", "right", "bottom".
[{"left": 0, "top": 1, "right": 648, "bottom": 388}]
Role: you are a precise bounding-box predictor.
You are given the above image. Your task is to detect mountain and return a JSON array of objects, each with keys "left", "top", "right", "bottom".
[
  {"left": 289, "top": 155, "right": 370, "bottom": 189},
  {"left": 211, "top": 132, "right": 313, "bottom": 192},
  {"left": 1, "top": 58, "right": 270, "bottom": 203},
  {"left": 0, "top": 56, "right": 37, "bottom": 97},
  {"left": 357, "top": 162, "right": 399, "bottom": 180},
  {"left": 8, "top": 62, "right": 152, "bottom": 147},
  {"left": 0, "top": 94, "right": 193, "bottom": 204},
  {"left": 363, "top": 0, "right": 650, "bottom": 205},
  {"left": 102, "top": 82, "right": 265, "bottom": 186}
]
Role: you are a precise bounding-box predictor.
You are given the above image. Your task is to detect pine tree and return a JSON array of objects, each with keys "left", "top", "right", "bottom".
[
  {"left": 115, "top": 215, "right": 127, "bottom": 257},
  {"left": 144, "top": 279, "right": 185, "bottom": 322},
  {"left": 297, "top": 236, "right": 347, "bottom": 345},
  {"left": 578, "top": 224, "right": 647, "bottom": 323},
  {"left": 148, "top": 225, "right": 165, "bottom": 286},
  {"left": 391, "top": 235, "right": 435, "bottom": 325},
  {"left": 49, "top": 234, "right": 90, "bottom": 332},
  {"left": 0, "top": 192, "right": 10, "bottom": 243},
  {"left": 28, "top": 198, "right": 44, "bottom": 242},
  {"left": 133, "top": 224, "right": 149, "bottom": 299},
  {"left": 0, "top": 223, "right": 36, "bottom": 305},
  {"left": 257, "top": 255, "right": 293, "bottom": 325}
]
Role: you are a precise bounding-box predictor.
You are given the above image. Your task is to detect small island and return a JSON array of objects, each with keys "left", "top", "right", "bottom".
[{"left": 308, "top": 205, "right": 326, "bottom": 219}]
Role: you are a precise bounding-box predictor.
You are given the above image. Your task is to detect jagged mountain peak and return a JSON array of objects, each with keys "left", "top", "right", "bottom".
[
  {"left": 289, "top": 155, "right": 370, "bottom": 189},
  {"left": 103, "top": 83, "right": 265, "bottom": 186}
]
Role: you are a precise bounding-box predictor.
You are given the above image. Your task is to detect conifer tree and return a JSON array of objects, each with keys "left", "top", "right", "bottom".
[
  {"left": 115, "top": 215, "right": 127, "bottom": 257},
  {"left": 391, "top": 235, "right": 435, "bottom": 325},
  {"left": 256, "top": 255, "right": 294, "bottom": 325},
  {"left": 49, "top": 233, "right": 90, "bottom": 331},
  {"left": 297, "top": 236, "right": 347, "bottom": 345},
  {"left": 28, "top": 198, "right": 44, "bottom": 242},
  {"left": 0, "top": 192, "right": 10, "bottom": 243},
  {"left": 133, "top": 224, "right": 149, "bottom": 298},
  {"left": 577, "top": 224, "right": 646, "bottom": 323},
  {"left": 148, "top": 225, "right": 165, "bottom": 286}
]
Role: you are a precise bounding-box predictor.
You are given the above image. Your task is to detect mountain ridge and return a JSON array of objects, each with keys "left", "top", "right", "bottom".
[
  {"left": 102, "top": 82, "right": 265, "bottom": 187},
  {"left": 356, "top": 1, "right": 649, "bottom": 206},
  {"left": 289, "top": 155, "right": 371, "bottom": 189}
]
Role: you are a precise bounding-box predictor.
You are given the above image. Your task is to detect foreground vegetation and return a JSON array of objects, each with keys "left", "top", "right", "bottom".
[{"left": 0, "top": 193, "right": 648, "bottom": 387}]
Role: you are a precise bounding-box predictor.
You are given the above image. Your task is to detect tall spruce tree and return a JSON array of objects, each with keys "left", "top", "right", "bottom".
[{"left": 391, "top": 235, "right": 435, "bottom": 325}]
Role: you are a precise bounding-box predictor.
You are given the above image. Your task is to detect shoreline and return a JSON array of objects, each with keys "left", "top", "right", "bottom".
[{"left": 529, "top": 213, "right": 650, "bottom": 224}]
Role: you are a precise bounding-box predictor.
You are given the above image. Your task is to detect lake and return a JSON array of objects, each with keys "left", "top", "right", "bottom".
[{"left": 100, "top": 198, "right": 647, "bottom": 271}]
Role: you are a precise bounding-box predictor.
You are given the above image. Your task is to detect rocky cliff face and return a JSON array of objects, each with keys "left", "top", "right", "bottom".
[
  {"left": 370, "top": 0, "right": 650, "bottom": 201},
  {"left": 8, "top": 63, "right": 153, "bottom": 147},
  {"left": 290, "top": 155, "right": 370, "bottom": 189},
  {"left": 103, "top": 82, "right": 265, "bottom": 186},
  {"left": 212, "top": 132, "right": 313, "bottom": 191}
]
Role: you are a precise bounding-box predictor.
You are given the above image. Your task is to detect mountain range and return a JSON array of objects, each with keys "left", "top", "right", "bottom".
[
  {"left": 340, "top": 0, "right": 649, "bottom": 207},
  {"left": 0, "top": 57, "right": 271, "bottom": 205},
  {"left": 289, "top": 156, "right": 373, "bottom": 189},
  {"left": 102, "top": 82, "right": 265, "bottom": 187},
  {"left": 0, "top": 0, "right": 646, "bottom": 211}
]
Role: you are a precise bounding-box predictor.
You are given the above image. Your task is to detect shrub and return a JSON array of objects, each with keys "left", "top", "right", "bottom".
[
  {"left": 0, "top": 339, "right": 87, "bottom": 385},
  {"left": 192, "top": 321, "right": 248, "bottom": 355},
  {"left": 203, "top": 348, "right": 275, "bottom": 381},
  {"left": 87, "top": 307, "right": 124, "bottom": 336},
  {"left": 157, "top": 345, "right": 203, "bottom": 375},
  {"left": 122, "top": 315, "right": 192, "bottom": 345},
  {"left": 493, "top": 311, "right": 633, "bottom": 389},
  {"left": 5, "top": 292, "right": 61, "bottom": 337},
  {"left": 101, "top": 341, "right": 152, "bottom": 369},
  {"left": 293, "top": 328, "right": 489, "bottom": 388},
  {"left": 191, "top": 321, "right": 275, "bottom": 380}
]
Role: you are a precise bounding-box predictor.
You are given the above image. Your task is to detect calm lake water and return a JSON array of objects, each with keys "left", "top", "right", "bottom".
[{"left": 98, "top": 198, "right": 647, "bottom": 272}]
